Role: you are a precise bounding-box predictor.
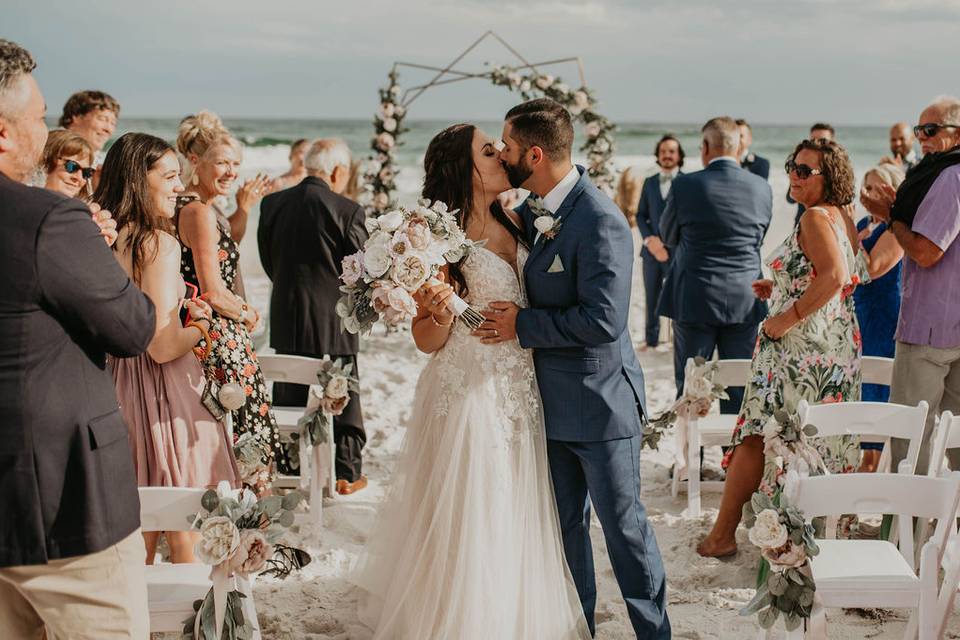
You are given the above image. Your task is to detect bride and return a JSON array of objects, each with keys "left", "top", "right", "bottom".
[{"left": 352, "top": 123, "right": 591, "bottom": 639}]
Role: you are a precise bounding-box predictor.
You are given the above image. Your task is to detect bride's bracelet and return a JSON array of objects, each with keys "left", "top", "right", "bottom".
[{"left": 430, "top": 313, "right": 454, "bottom": 328}]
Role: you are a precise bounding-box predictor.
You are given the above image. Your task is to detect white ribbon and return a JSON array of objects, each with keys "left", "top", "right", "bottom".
[
  {"left": 194, "top": 562, "right": 231, "bottom": 639},
  {"left": 426, "top": 277, "right": 468, "bottom": 315}
]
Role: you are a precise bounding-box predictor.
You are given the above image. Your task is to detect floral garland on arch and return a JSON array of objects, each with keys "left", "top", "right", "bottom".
[
  {"left": 740, "top": 409, "right": 826, "bottom": 633},
  {"left": 361, "top": 65, "right": 618, "bottom": 214},
  {"left": 489, "top": 65, "right": 617, "bottom": 195}
]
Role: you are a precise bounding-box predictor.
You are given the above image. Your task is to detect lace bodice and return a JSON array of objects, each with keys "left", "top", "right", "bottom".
[{"left": 421, "top": 244, "right": 541, "bottom": 450}]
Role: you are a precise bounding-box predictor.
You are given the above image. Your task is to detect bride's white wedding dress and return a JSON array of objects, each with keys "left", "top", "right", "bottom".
[{"left": 352, "top": 245, "right": 591, "bottom": 640}]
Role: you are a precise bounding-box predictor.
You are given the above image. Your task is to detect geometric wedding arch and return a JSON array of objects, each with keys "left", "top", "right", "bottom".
[{"left": 362, "top": 30, "right": 618, "bottom": 213}]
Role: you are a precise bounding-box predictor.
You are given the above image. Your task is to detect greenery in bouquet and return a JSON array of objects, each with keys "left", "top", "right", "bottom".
[
  {"left": 740, "top": 409, "right": 826, "bottom": 632},
  {"left": 489, "top": 64, "right": 617, "bottom": 195},
  {"left": 232, "top": 432, "right": 271, "bottom": 491},
  {"left": 363, "top": 67, "right": 407, "bottom": 214},
  {"left": 642, "top": 356, "right": 729, "bottom": 450},
  {"left": 336, "top": 199, "right": 481, "bottom": 334},
  {"left": 182, "top": 482, "right": 310, "bottom": 639}
]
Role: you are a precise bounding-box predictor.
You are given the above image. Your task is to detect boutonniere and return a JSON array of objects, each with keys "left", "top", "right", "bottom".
[{"left": 528, "top": 196, "right": 562, "bottom": 242}]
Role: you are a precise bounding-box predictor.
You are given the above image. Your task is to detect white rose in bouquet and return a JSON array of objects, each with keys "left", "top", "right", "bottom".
[
  {"left": 341, "top": 253, "right": 365, "bottom": 286},
  {"left": 321, "top": 394, "right": 349, "bottom": 415},
  {"left": 748, "top": 509, "right": 789, "bottom": 549},
  {"left": 763, "top": 540, "right": 808, "bottom": 571},
  {"left": 686, "top": 374, "right": 713, "bottom": 400},
  {"left": 228, "top": 530, "right": 273, "bottom": 576},
  {"left": 325, "top": 375, "right": 350, "bottom": 400},
  {"left": 392, "top": 253, "right": 431, "bottom": 292},
  {"left": 406, "top": 218, "right": 432, "bottom": 250},
  {"left": 371, "top": 284, "right": 418, "bottom": 324},
  {"left": 376, "top": 132, "right": 395, "bottom": 151},
  {"left": 534, "top": 74, "right": 554, "bottom": 90},
  {"left": 382, "top": 117, "right": 398, "bottom": 133},
  {"left": 585, "top": 121, "right": 601, "bottom": 138},
  {"left": 195, "top": 516, "right": 241, "bottom": 566},
  {"left": 389, "top": 232, "right": 412, "bottom": 257},
  {"left": 364, "top": 215, "right": 380, "bottom": 234},
  {"left": 378, "top": 209, "right": 405, "bottom": 233},
  {"left": 363, "top": 242, "right": 393, "bottom": 279},
  {"left": 378, "top": 102, "right": 395, "bottom": 119}
]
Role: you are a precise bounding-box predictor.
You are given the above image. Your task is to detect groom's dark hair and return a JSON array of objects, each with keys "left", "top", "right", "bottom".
[{"left": 505, "top": 98, "right": 573, "bottom": 162}]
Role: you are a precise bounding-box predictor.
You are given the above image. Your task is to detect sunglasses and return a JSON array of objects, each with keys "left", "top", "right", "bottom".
[
  {"left": 63, "top": 159, "right": 95, "bottom": 180},
  {"left": 785, "top": 160, "right": 823, "bottom": 180},
  {"left": 913, "top": 123, "right": 960, "bottom": 139}
]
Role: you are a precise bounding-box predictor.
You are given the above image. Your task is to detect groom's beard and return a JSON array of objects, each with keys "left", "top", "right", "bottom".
[{"left": 503, "top": 158, "right": 533, "bottom": 189}]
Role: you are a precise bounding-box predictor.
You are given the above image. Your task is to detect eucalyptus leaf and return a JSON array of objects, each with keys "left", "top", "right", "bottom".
[
  {"left": 787, "top": 568, "right": 805, "bottom": 585},
  {"left": 758, "top": 606, "right": 779, "bottom": 629},
  {"left": 200, "top": 588, "right": 216, "bottom": 639},
  {"left": 784, "top": 613, "right": 802, "bottom": 631},
  {"left": 260, "top": 496, "right": 283, "bottom": 517},
  {"left": 279, "top": 510, "right": 295, "bottom": 527},
  {"left": 802, "top": 423, "right": 819, "bottom": 436},
  {"left": 282, "top": 491, "right": 303, "bottom": 511},
  {"left": 740, "top": 587, "right": 772, "bottom": 616},
  {"left": 201, "top": 490, "right": 219, "bottom": 512},
  {"left": 768, "top": 572, "right": 789, "bottom": 596},
  {"left": 774, "top": 409, "right": 790, "bottom": 424},
  {"left": 799, "top": 589, "right": 814, "bottom": 607}
]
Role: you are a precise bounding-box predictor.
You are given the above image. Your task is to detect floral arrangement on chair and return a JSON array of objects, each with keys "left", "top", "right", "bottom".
[
  {"left": 740, "top": 410, "right": 826, "bottom": 632},
  {"left": 182, "top": 482, "right": 309, "bottom": 639},
  {"left": 642, "top": 357, "right": 729, "bottom": 451},
  {"left": 296, "top": 356, "right": 360, "bottom": 448}
]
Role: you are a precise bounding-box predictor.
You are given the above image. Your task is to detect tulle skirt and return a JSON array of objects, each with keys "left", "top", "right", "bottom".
[{"left": 351, "top": 335, "right": 591, "bottom": 640}]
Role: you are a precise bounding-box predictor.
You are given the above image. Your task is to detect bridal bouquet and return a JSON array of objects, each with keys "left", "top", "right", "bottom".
[
  {"left": 183, "top": 483, "right": 309, "bottom": 639},
  {"left": 337, "top": 200, "right": 485, "bottom": 333},
  {"left": 740, "top": 410, "right": 825, "bottom": 632}
]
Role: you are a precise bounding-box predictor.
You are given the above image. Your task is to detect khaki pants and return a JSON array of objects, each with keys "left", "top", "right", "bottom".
[
  {"left": 0, "top": 529, "right": 149, "bottom": 640},
  {"left": 889, "top": 341, "right": 960, "bottom": 475}
]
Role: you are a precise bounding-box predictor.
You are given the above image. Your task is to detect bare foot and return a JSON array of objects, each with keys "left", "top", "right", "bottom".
[{"left": 697, "top": 536, "right": 738, "bottom": 558}]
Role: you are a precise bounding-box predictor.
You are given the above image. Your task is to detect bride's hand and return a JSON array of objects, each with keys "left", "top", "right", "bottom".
[{"left": 414, "top": 274, "right": 455, "bottom": 326}]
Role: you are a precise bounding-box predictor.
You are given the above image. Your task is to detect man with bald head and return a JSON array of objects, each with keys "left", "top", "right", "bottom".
[
  {"left": 659, "top": 116, "right": 772, "bottom": 410},
  {"left": 862, "top": 96, "right": 960, "bottom": 474},
  {"left": 882, "top": 121, "right": 918, "bottom": 170}
]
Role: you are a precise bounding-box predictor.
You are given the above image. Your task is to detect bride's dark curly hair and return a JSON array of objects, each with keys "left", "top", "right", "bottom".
[{"left": 421, "top": 123, "right": 522, "bottom": 296}]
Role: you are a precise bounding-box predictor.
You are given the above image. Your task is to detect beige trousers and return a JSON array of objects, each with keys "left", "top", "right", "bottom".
[
  {"left": 889, "top": 341, "right": 960, "bottom": 475},
  {"left": 0, "top": 529, "right": 148, "bottom": 640}
]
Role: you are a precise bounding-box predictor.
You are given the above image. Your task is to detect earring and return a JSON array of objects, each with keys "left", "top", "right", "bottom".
[{"left": 192, "top": 173, "right": 199, "bottom": 186}]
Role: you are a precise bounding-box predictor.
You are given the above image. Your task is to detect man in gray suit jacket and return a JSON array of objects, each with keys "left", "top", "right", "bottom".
[
  {"left": 659, "top": 116, "right": 772, "bottom": 412},
  {"left": 0, "top": 40, "right": 155, "bottom": 638}
]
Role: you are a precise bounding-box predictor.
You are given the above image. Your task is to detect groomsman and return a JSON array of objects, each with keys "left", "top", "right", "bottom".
[
  {"left": 736, "top": 119, "right": 770, "bottom": 179},
  {"left": 881, "top": 121, "right": 918, "bottom": 170},
  {"left": 659, "top": 116, "right": 772, "bottom": 413},
  {"left": 636, "top": 134, "right": 685, "bottom": 348},
  {"left": 258, "top": 139, "right": 369, "bottom": 494}
]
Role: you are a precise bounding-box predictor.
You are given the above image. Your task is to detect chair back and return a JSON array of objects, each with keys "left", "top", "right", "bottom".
[
  {"left": 139, "top": 487, "right": 205, "bottom": 533},
  {"left": 861, "top": 355, "right": 894, "bottom": 386},
  {"left": 683, "top": 357, "right": 752, "bottom": 392},
  {"left": 798, "top": 400, "right": 928, "bottom": 472},
  {"left": 793, "top": 467, "right": 960, "bottom": 568},
  {"left": 929, "top": 411, "right": 960, "bottom": 477},
  {"left": 257, "top": 354, "right": 324, "bottom": 388}
]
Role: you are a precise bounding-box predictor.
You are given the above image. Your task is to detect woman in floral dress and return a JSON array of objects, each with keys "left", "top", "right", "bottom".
[
  {"left": 698, "top": 139, "right": 862, "bottom": 557},
  {"left": 175, "top": 111, "right": 285, "bottom": 486}
]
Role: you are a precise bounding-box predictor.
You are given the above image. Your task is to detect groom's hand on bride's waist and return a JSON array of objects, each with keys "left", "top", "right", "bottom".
[{"left": 473, "top": 301, "right": 519, "bottom": 344}]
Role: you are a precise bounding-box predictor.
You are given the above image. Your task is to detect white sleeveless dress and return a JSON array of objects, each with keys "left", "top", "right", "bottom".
[{"left": 352, "top": 245, "right": 591, "bottom": 640}]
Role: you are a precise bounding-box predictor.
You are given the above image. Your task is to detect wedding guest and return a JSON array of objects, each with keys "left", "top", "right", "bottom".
[
  {"left": 41, "top": 129, "right": 94, "bottom": 199},
  {"left": 58, "top": 89, "right": 120, "bottom": 165},
  {"left": 637, "top": 135, "right": 685, "bottom": 349},
  {"left": 791, "top": 123, "right": 836, "bottom": 224},
  {"left": 272, "top": 137, "right": 309, "bottom": 191},
  {"left": 659, "top": 118, "right": 770, "bottom": 413},
  {"left": 176, "top": 110, "right": 284, "bottom": 484},
  {"left": 736, "top": 119, "right": 770, "bottom": 179},
  {"left": 881, "top": 122, "right": 918, "bottom": 170},
  {"left": 861, "top": 96, "right": 960, "bottom": 474},
  {"left": 0, "top": 39, "right": 153, "bottom": 637},
  {"left": 259, "top": 138, "right": 369, "bottom": 494},
  {"left": 698, "top": 139, "right": 862, "bottom": 557},
  {"left": 98, "top": 132, "right": 240, "bottom": 563},
  {"left": 613, "top": 165, "right": 643, "bottom": 227}
]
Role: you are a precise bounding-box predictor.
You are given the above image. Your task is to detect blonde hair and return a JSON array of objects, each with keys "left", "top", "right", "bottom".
[
  {"left": 176, "top": 110, "right": 240, "bottom": 183},
  {"left": 864, "top": 162, "right": 906, "bottom": 191},
  {"left": 614, "top": 167, "right": 644, "bottom": 225}
]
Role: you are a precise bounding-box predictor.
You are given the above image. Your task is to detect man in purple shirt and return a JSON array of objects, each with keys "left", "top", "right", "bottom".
[{"left": 863, "top": 96, "right": 960, "bottom": 472}]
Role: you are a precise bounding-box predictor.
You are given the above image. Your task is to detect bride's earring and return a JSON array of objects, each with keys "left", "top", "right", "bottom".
[{"left": 192, "top": 173, "right": 199, "bottom": 186}]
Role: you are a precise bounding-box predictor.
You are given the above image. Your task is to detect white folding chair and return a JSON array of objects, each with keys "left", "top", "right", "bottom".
[
  {"left": 798, "top": 398, "right": 928, "bottom": 476},
  {"left": 928, "top": 411, "right": 960, "bottom": 478},
  {"left": 861, "top": 355, "right": 895, "bottom": 387},
  {"left": 781, "top": 467, "right": 960, "bottom": 639},
  {"left": 258, "top": 354, "right": 336, "bottom": 524},
  {"left": 672, "top": 357, "right": 752, "bottom": 517},
  {"left": 140, "top": 487, "right": 261, "bottom": 639}
]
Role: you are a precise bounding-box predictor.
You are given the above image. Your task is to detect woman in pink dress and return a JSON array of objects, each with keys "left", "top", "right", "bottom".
[{"left": 96, "top": 132, "right": 240, "bottom": 564}]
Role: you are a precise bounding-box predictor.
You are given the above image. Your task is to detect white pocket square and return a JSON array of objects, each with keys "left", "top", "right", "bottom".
[{"left": 547, "top": 255, "right": 565, "bottom": 273}]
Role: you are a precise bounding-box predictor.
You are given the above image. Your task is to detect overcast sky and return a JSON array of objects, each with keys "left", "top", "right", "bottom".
[{"left": 10, "top": 0, "right": 960, "bottom": 124}]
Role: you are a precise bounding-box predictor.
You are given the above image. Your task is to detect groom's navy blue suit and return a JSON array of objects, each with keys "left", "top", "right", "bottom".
[{"left": 516, "top": 167, "right": 670, "bottom": 639}]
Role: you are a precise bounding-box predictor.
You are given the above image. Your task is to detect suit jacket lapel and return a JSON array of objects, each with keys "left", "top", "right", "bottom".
[{"left": 525, "top": 166, "right": 590, "bottom": 270}]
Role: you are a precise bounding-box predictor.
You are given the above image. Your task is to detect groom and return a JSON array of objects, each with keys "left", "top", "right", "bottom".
[{"left": 480, "top": 98, "right": 670, "bottom": 638}]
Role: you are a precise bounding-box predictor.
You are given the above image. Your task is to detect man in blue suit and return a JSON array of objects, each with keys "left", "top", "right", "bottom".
[
  {"left": 480, "top": 98, "right": 670, "bottom": 639},
  {"left": 659, "top": 116, "right": 772, "bottom": 413},
  {"left": 736, "top": 119, "right": 770, "bottom": 179},
  {"left": 637, "top": 134, "right": 685, "bottom": 348}
]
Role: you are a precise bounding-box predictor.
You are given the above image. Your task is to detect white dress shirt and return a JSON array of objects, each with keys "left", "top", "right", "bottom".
[
  {"left": 542, "top": 166, "right": 580, "bottom": 215},
  {"left": 658, "top": 168, "right": 679, "bottom": 200}
]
